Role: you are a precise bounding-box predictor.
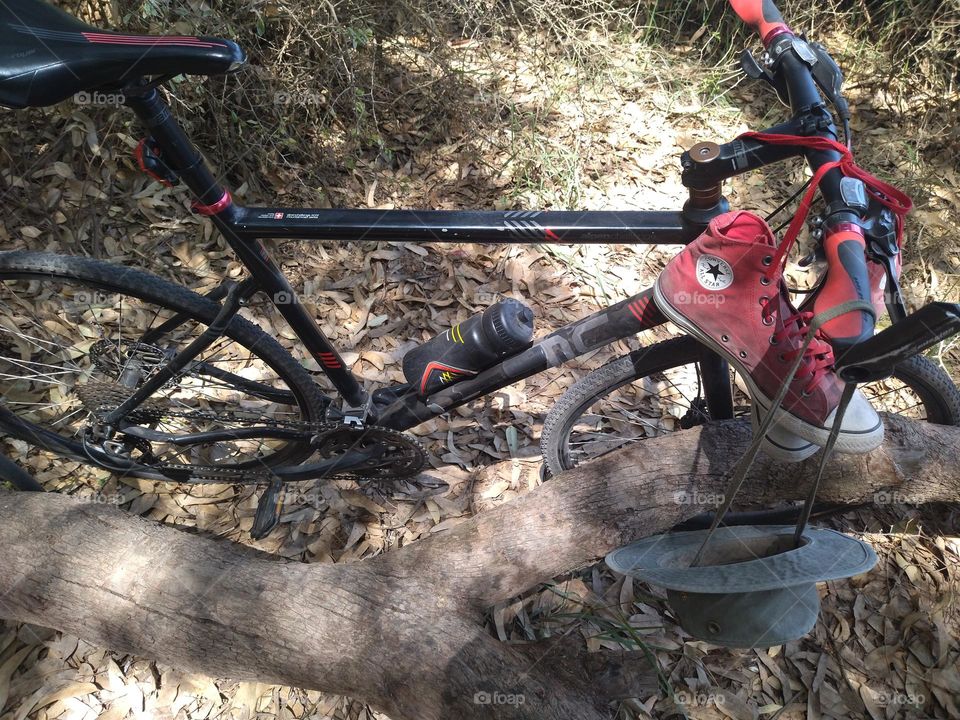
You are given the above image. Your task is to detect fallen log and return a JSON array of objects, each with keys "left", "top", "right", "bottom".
[{"left": 1, "top": 415, "right": 956, "bottom": 720}]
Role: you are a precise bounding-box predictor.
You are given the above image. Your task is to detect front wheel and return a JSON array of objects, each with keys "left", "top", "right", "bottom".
[{"left": 541, "top": 335, "right": 960, "bottom": 475}]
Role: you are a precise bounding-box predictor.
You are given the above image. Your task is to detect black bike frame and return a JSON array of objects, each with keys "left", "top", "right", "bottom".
[{"left": 115, "top": 87, "right": 820, "bottom": 438}]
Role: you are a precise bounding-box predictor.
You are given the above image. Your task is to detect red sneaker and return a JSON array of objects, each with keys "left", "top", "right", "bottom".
[{"left": 654, "top": 210, "right": 882, "bottom": 454}]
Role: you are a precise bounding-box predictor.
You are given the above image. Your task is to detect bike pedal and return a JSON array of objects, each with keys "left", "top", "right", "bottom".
[{"left": 251, "top": 478, "right": 286, "bottom": 540}]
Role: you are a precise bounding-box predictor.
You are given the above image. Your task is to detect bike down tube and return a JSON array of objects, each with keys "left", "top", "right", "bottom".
[{"left": 374, "top": 289, "right": 676, "bottom": 429}]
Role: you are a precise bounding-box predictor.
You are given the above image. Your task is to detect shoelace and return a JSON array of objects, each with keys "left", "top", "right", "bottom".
[
  {"left": 739, "top": 131, "right": 913, "bottom": 282},
  {"left": 692, "top": 299, "right": 873, "bottom": 564},
  {"left": 745, "top": 131, "right": 912, "bottom": 394},
  {"left": 692, "top": 134, "right": 905, "bottom": 563},
  {"left": 769, "top": 309, "right": 835, "bottom": 394}
]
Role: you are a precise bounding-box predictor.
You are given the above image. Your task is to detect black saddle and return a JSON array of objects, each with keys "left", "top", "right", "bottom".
[{"left": 0, "top": 0, "right": 245, "bottom": 109}]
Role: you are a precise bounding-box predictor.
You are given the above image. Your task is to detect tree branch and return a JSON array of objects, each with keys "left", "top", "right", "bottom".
[{"left": 0, "top": 415, "right": 955, "bottom": 719}]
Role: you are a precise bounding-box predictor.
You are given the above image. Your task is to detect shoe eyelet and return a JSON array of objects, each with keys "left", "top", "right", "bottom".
[
  {"left": 760, "top": 276, "right": 772, "bottom": 286},
  {"left": 762, "top": 255, "right": 773, "bottom": 266},
  {"left": 721, "top": 334, "right": 730, "bottom": 343},
  {"left": 762, "top": 316, "right": 774, "bottom": 326},
  {"left": 739, "top": 351, "right": 747, "bottom": 359},
  {"left": 769, "top": 334, "right": 778, "bottom": 344},
  {"left": 778, "top": 353, "right": 786, "bottom": 362},
  {"left": 759, "top": 296, "right": 769, "bottom": 305},
  {"left": 801, "top": 389, "right": 813, "bottom": 398}
]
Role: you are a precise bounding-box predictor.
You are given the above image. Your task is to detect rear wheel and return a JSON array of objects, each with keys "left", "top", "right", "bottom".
[
  {"left": 0, "top": 252, "right": 328, "bottom": 480},
  {"left": 541, "top": 335, "right": 960, "bottom": 475}
]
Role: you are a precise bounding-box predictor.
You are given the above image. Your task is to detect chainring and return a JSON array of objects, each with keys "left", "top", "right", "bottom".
[{"left": 312, "top": 424, "right": 427, "bottom": 481}]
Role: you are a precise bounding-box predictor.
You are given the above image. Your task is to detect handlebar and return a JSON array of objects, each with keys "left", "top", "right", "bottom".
[{"left": 723, "top": 0, "right": 882, "bottom": 349}]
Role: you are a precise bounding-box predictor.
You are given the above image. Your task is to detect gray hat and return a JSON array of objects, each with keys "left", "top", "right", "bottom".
[{"left": 606, "top": 525, "right": 876, "bottom": 648}]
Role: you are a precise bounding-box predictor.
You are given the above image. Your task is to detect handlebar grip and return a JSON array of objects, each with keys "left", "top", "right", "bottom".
[
  {"left": 728, "top": 0, "right": 792, "bottom": 45},
  {"left": 813, "top": 224, "right": 876, "bottom": 350}
]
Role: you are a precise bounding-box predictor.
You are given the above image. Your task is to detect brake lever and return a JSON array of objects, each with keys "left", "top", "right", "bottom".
[
  {"left": 808, "top": 41, "right": 850, "bottom": 121},
  {"left": 743, "top": 38, "right": 851, "bottom": 125},
  {"left": 861, "top": 202, "right": 907, "bottom": 321},
  {"left": 740, "top": 48, "right": 790, "bottom": 106}
]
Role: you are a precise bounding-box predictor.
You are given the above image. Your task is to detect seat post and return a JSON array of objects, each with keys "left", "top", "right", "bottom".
[{"left": 125, "top": 88, "right": 230, "bottom": 211}]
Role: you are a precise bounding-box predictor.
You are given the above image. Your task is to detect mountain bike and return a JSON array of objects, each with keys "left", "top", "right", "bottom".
[{"left": 3, "top": 0, "right": 959, "bottom": 537}]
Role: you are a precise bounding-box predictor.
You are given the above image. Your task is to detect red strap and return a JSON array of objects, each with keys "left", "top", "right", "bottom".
[
  {"left": 191, "top": 191, "right": 232, "bottom": 216},
  {"left": 739, "top": 131, "right": 913, "bottom": 279}
]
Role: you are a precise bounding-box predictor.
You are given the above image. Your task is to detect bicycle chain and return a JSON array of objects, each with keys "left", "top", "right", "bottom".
[{"left": 78, "top": 382, "right": 426, "bottom": 483}]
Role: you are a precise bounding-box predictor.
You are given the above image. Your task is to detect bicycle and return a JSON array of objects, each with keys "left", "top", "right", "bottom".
[{"left": 3, "top": 0, "right": 960, "bottom": 538}]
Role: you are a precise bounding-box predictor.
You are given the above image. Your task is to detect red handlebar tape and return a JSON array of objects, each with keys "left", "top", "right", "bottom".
[{"left": 728, "top": 0, "right": 792, "bottom": 46}]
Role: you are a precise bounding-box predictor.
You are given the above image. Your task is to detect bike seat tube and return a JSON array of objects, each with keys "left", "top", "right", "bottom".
[{"left": 125, "top": 88, "right": 231, "bottom": 213}]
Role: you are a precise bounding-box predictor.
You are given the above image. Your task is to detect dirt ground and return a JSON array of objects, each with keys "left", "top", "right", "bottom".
[{"left": 1, "top": 18, "right": 959, "bottom": 720}]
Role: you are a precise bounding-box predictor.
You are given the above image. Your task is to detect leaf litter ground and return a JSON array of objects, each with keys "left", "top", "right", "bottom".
[{"left": 1, "top": 30, "right": 958, "bottom": 720}]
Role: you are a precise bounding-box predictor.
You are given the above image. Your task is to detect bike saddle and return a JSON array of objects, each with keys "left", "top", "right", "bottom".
[{"left": 0, "top": 0, "right": 246, "bottom": 109}]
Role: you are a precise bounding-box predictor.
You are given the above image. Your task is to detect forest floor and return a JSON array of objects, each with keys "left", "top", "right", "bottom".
[{"left": 1, "top": 17, "right": 959, "bottom": 720}]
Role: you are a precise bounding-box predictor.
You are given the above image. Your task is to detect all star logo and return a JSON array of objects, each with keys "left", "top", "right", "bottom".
[{"left": 695, "top": 254, "right": 734, "bottom": 291}]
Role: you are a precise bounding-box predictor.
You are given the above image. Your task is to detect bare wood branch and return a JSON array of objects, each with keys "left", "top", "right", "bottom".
[{"left": 0, "top": 415, "right": 955, "bottom": 720}]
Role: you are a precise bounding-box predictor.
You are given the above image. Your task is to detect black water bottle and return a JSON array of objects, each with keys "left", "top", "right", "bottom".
[{"left": 403, "top": 299, "right": 535, "bottom": 396}]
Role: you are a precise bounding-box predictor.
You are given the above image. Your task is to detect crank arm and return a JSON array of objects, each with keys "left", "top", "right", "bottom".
[
  {"left": 251, "top": 477, "right": 285, "bottom": 540},
  {"left": 270, "top": 446, "right": 385, "bottom": 481}
]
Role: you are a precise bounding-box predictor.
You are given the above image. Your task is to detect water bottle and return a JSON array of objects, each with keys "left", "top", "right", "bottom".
[{"left": 403, "top": 299, "right": 535, "bottom": 396}]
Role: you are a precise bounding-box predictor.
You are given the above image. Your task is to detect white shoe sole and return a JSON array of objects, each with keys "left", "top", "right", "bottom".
[
  {"left": 750, "top": 403, "right": 818, "bottom": 463},
  {"left": 653, "top": 280, "right": 883, "bottom": 454}
]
